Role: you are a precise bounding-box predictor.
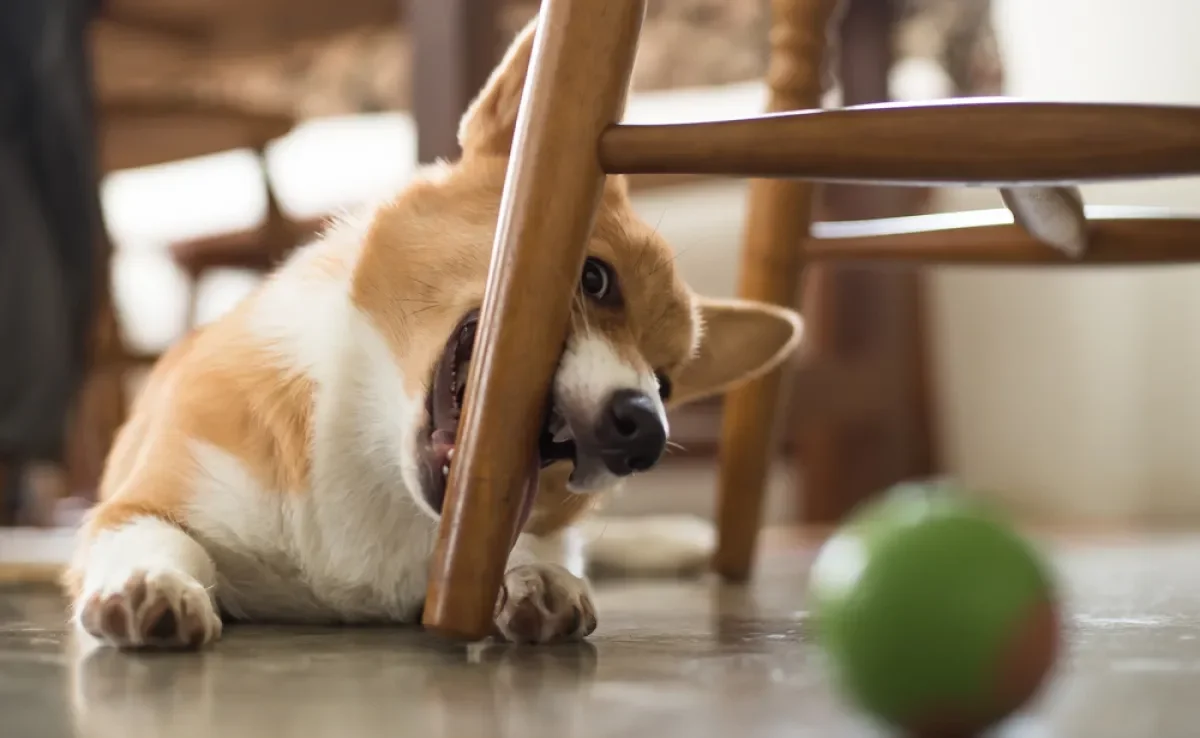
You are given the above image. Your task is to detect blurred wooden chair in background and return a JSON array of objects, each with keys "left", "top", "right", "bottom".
[
  {"left": 37, "top": 0, "right": 403, "bottom": 522},
  {"left": 58, "top": 5, "right": 313, "bottom": 518}
]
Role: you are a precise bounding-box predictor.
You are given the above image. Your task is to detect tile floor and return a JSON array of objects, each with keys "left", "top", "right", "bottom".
[{"left": 4, "top": 533, "right": 1200, "bottom": 737}]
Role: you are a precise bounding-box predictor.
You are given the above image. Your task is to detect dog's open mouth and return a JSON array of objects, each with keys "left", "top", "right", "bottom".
[{"left": 421, "top": 310, "right": 577, "bottom": 515}]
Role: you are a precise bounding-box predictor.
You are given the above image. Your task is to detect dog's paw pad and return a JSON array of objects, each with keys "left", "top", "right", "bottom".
[
  {"left": 77, "top": 569, "right": 221, "bottom": 650},
  {"left": 495, "top": 564, "right": 596, "bottom": 644}
]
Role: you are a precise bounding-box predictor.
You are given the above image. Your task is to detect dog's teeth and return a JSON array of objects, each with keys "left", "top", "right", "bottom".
[
  {"left": 442, "top": 465, "right": 450, "bottom": 476},
  {"left": 447, "top": 448, "right": 455, "bottom": 461}
]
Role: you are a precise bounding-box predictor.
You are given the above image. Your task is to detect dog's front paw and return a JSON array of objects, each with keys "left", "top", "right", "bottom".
[
  {"left": 76, "top": 568, "right": 222, "bottom": 650},
  {"left": 494, "top": 564, "right": 597, "bottom": 644}
]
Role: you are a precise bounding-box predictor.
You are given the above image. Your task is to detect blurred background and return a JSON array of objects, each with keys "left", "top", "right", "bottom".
[{"left": 3, "top": 0, "right": 1200, "bottom": 561}]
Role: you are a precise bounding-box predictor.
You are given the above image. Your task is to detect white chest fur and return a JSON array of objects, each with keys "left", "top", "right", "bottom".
[
  {"left": 182, "top": 236, "right": 440, "bottom": 623},
  {"left": 184, "top": 440, "right": 438, "bottom": 624}
]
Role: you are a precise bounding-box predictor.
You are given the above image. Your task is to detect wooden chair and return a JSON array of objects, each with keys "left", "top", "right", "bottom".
[{"left": 419, "top": 0, "right": 1200, "bottom": 641}]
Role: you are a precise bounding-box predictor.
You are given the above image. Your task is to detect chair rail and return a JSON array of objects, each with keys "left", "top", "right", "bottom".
[
  {"left": 599, "top": 99, "right": 1200, "bottom": 186},
  {"left": 805, "top": 206, "right": 1200, "bottom": 265}
]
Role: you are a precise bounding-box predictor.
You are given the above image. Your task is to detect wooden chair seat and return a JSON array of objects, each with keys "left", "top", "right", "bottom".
[
  {"left": 168, "top": 229, "right": 285, "bottom": 277},
  {"left": 416, "top": 0, "right": 1200, "bottom": 642}
]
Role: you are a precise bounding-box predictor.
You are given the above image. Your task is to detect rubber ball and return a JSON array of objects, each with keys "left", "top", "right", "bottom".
[{"left": 809, "top": 481, "right": 1061, "bottom": 736}]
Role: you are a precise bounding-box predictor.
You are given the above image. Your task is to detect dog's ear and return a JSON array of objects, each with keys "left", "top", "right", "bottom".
[
  {"left": 458, "top": 19, "right": 539, "bottom": 157},
  {"left": 668, "top": 298, "right": 803, "bottom": 408}
]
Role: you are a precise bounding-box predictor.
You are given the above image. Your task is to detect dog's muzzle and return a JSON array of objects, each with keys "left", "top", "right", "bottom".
[{"left": 593, "top": 389, "right": 667, "bottom": 476}]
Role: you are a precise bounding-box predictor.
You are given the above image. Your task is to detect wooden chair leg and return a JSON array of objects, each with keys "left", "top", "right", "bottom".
[
  {"left": 796, "top": 258, "right": 934, "bottom": 524},
  {"left": 408, "top": 0, "right": 501, "bottom": 164},
  {"left": 797, "top": 0, "right": 935, "bottom": 524},
  {"left": 713, "top": 0, "right": 844, "bottom": 582},
  {"left": 422, "top": 0, "right": 647, "bottom": 641}
]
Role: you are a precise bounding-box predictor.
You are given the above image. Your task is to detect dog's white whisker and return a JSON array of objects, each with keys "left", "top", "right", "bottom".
[{"left": 572, "top": 290, "right": 593, "bottom": 339}]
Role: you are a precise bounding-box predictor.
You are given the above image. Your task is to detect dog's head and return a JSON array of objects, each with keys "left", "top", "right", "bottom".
[{"left": 352, "top": 22, "right": 802, "bottom": 520}]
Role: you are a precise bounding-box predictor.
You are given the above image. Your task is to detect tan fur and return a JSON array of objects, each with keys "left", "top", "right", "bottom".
[
  {"left": 350, "top": 164, "right": 498, "bottom": 398},
  {"left": 525, "top": 466, "right": 601, "bottom": 536},
  {"left": 671, "top": 299, "right": 803, "bottom": 407},
  {"left": 349, "top": 161, "right": 701, "bottom": 538},
  {"left": 457, "top": 21, "right": 538, "bottom": 156},
  {"left": 83, "top": 306, "right": 314, "bottom": 537},
  {"left": 351, "top": 19, "right": 791, "bottom": 541}
]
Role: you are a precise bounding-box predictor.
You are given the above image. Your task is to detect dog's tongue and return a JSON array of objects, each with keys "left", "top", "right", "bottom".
[{"left": 431, "top": 429, "right": 455, "bottom": 456}]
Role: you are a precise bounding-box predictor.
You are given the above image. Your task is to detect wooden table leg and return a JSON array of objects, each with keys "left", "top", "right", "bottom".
[
  {"left": 713, "top": 0, "right": 843, "bottom": 582},
  {"left": 421, "top": 0, "right": 647, "bottom": 641}
]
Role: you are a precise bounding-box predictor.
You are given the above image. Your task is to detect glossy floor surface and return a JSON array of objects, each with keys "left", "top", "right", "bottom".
[{"left": 3, "top": 534, "right": 1200, "bottom": 738}]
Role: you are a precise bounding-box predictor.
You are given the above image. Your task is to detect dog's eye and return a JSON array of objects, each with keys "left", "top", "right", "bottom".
[
  {"left": 655, "top": 370, "right": 673, "bottom": 401},
  {"left": 581, "top": 257, "right": 619, "bottom": 305}
]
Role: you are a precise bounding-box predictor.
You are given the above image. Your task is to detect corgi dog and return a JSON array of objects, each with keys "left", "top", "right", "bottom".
[{"left": 65, "top": 19, "right": 802, "bottom": 649}]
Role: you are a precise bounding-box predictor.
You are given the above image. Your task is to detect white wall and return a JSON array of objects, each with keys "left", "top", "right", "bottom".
[{"left": 930, "top": 0, "right": 1200, "bottom": 523}]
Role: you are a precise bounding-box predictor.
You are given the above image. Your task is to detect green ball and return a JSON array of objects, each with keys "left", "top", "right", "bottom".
[{"left": 809, "top": 481, "right": 1061, "bottom": 736}]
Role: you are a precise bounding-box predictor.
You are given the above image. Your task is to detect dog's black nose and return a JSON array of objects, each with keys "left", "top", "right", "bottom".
[{"left": 595, "top": 389, "right": 667, "bottom": 476}]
